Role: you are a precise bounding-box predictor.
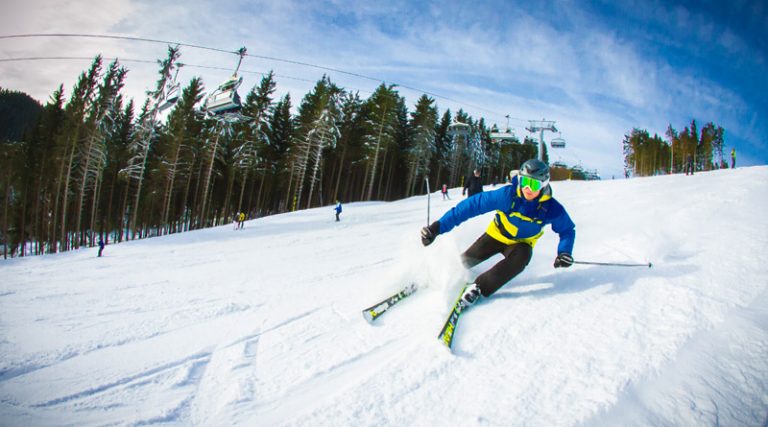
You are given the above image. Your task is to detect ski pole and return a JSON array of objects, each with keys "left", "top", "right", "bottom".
[
  {"left": 424, "top": 176, "right": 431, "bottom": 226},
  {"left": 573, "top": 260, "right": 652, "bottom": 268}
]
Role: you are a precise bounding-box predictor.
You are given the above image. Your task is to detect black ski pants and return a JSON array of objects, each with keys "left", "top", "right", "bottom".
[{"left": 461, "top": 233, "right": 532, "bottom": 297}]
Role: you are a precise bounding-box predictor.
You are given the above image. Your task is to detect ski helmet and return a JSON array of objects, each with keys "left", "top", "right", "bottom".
[{"left": 519, "top": 159, "right": 550, "bottom": 183}]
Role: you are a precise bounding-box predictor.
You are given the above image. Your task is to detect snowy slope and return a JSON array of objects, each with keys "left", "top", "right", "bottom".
[{"left": 1, "top": 167, "right": 767, "bottom": 426}]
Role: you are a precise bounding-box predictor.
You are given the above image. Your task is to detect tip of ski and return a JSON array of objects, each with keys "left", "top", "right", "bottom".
[{"left": 361, "top": 283, "right": 418, "bottom": 323}]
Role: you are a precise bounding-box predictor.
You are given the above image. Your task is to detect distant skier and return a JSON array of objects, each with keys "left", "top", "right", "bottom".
[
  {"left": 441, "top": 184, "right": 451, "bottom": 200},
  {"left": 731, "top": 148, "right": 736, "bottom": 168},
  {"left": 421, "top": 159, "right": 575, "bottom": 308},
  {"left": 98, "top": 238, "right": 105, "bottom": 257},
  {"left": 685, "top": 153, "right": 694, "bottom": 175},
  {"left": 238, "top": 212, "right": 246, "bottom": 229},
  {"left": 463, "top": 169, "right": 483, "bottom": 197},
  {"left": 335, "top": 200, "right": 342, "bottom": 222}
]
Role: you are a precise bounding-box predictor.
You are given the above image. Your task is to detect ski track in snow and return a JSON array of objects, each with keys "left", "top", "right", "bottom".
[{"left": 1, "top": 167, "right": 767, "bottom": 426}]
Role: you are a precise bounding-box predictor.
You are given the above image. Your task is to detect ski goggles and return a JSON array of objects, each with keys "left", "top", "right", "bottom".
[{"left": 520, "top": 175, "right": 548, "bottom": 192}]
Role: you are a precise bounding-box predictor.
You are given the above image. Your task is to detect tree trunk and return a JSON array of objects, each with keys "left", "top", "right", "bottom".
[
  {"left": 333, "top": 144, "right": 347, "bottom": 202},
  {"left": 75, "top": 136, "right": 95, "bottom": 248},
  {"left": 237, "top": 167, "right": 248, "bottom": 214},
  {"left": 118, "top": 179, "right": 130, "bottom": 242},
  {"left": 366, "top": 110, "right": 386, "bottom": 201},
  {"left": 199, "top": 129, "right": 220, "bottom": 227},
  {"left": 2, "top": 169, "right": 10, "bottom": 259},
  {"left": 59, "top": 138, "right": 78, "bottom": 251},
  {"left": 89, "top": 172, "right": 103, "bottom": 245},
  {"left": 306, "top": 128, "right": 327, "bottom": 209},
  {"left": 223, "top": 165, "right": 236, "bottom": 223},
  {"left": 162, "top": 144, "right": 182, "bottom": 233}
]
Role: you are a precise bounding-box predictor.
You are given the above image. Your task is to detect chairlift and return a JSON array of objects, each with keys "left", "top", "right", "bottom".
[
  {"left": 158, "top": 64, "right": 183, "bottom": 112},
  {"left": 585, "top": 169, "right": 601, "bottom": 180},
  {"left": 550, "top": 132, "right": 566, "bottom": 148},
  {"left": 490, "top": 128, "right": 517, "bottom": 144},
  {"left": 447, "top": 120, "right": 470, "bottom": 137},
  {"left": 203, "top": 47, "right": 247, "bottom": 116},
  {"left": 203, "top": 75, "right": 244, "bottom": 114}
]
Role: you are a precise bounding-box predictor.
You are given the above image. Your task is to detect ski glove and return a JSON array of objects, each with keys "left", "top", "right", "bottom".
[
  {"left": 421, "top": 221, "right": 441, "bottom": 246},
  {"left": 554, "top": 252, "right": 574, "bottom": 268}
]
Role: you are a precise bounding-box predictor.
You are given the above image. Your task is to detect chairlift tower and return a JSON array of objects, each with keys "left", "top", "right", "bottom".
[
  {"left": 447, "top": 120, "right": 470, "bottom": 187},
  {"left": 526, "top": 119, "right": 559, "bottom": 161}
]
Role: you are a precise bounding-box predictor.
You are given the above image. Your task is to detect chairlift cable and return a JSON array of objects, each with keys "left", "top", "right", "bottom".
[
  {"left": 0, "top": 55, "right": 320, "bottom": 84},
  {"left": 0, "top": 33, "right": 235, "bottom": 54},
  {"left": 1, "top": 33, "right": 520, "bottom": 121}
]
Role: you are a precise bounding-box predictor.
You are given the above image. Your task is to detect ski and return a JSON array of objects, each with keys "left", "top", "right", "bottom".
[
  {"left": 437, "top": 284, "right": 469, "bottom": 349},
  {"left": 362, "top": 283, "right": 418, "bottom": 323}
]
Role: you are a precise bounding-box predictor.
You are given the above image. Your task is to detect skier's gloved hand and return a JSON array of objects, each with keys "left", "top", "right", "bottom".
[
  {"left": 421, "top": 221, "right": 441, "bottom": 246},
  {"left": 554, "top": 252, "right": 574, "bottom": 268}
]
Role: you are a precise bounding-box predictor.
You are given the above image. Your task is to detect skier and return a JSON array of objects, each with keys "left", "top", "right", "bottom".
[
  {"left": 685, "top": 153, "right": 694, "bottom": 175},
  {"left": 421, "top": 159, "right": 575, "bottom": 308},
  {"left": 335, "top": 200, "right": 342, "bottom": 222},
  {"left": 462, "top": 169, "right": 483, "bottom": 197},
  {"left": 238, "top": 212, "right": 246, "bottom": 229},
  {"left": 731, "top": 148, "right": 736, "bottom": 168},
  {"left": 441, "top": 184, "right": 451, "bottom": 200},
  {"left": 97, "top": 238, "right": 105, "bottom": 257}
]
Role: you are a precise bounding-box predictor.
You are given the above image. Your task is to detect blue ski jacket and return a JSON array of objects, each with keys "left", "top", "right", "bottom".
[{"left": 437, "top": 176, "right": 575, "bottom": 255}]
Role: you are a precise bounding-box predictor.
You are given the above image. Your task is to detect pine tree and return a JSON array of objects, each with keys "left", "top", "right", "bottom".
[
  {"left": 74, "top": 59, "right": 127, "bottom": 248},
  {"left": 290, "top": 76, "right": 341, "bottom": 209},
  {"left": 158, "top": 77, "right": 204, "bottom": 233},
  {"left": 102, "top": 98, "right": 134, "bottom": 242},
  {"left": 330, "top": 92, "right": 363, "bottom": 204},
  {"left": 55, "top": 56, "right": 102, "bottom": 252},
  {"left": 405, "top": 95, "right": 437, "bottom": 197},
  {"left": 238, "top": 71, "right": 276, "bottom": 216},
  {"left": 432, "top": 109, "right": 452, "bottom": 188},
  {"left": 29, "top": 87, "right": 65, "bottom": 254},
  {"left": 121, "top": 46, "right": 181, "bottom": 239},
  {"left": 265, "top": 94, "right": 294, "bottom": 213},
  {"left": 362, "top": 84, "right": 401, "bottom": 201}
]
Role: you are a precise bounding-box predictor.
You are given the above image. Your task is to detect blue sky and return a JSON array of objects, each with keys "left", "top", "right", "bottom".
[{"left": 1, "top": 0, "right": 766, "bottom": 178}]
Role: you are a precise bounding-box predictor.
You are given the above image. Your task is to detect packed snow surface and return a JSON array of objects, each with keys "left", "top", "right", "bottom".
[{"left": 1, "top": 167, "right": 767, "bottom": 426}]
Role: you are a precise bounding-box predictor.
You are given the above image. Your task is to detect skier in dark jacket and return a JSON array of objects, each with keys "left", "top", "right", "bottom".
[
  {"left": 98, "top": 239, "right": 105, "bottom": 257},
  {"left": 685, "top": 153, "right": 694, "bottom": 175},
  {"left": 421, "top": 159, "right": 575, "bottom": 307},
  {"left": 463, "top": 169, "right": 483, "bottom": 197}
]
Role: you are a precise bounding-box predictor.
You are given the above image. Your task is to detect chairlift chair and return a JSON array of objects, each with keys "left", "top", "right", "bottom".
[
  {"left": 490, "top": 128, "right": 517, "bottom": 144},
  {"left": 203, "top": 75, "right": 244, "bottom": 115},
  {"left": 158, "top": 83, "right": 180, "bottom": 112},
  {"left": 447, "top": 120, "right": 470, "bottom": 137},
  {"left": 203, "top": 47, "right": 247, "bottom": 116},
  {"left": 550, "top": 136, "right": 566, "bottom": 148},
  {"left": 157, "top": 63, "right": 183, "bottom": 112},
  {"left": 549, "top": 131, "right": 566, "bottom": 148}
]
